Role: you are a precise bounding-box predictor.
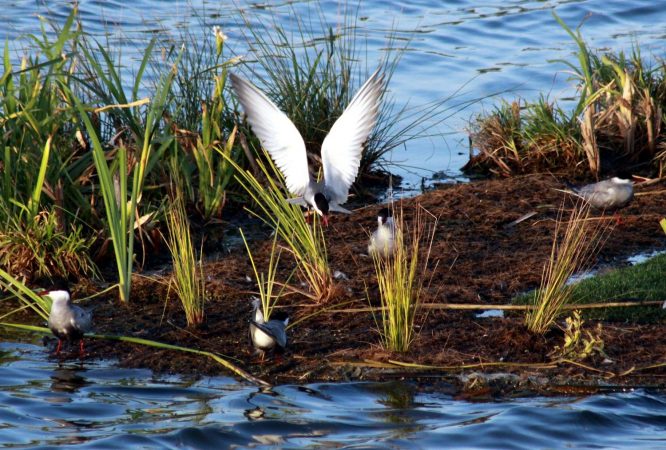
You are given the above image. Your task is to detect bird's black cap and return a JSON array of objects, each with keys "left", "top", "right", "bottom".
[
  {"left": 378, "top": 207, "right": 392, "bottom": 224},
  {"left": 314, "top": 193, "right": 329, "bottom": 215}
]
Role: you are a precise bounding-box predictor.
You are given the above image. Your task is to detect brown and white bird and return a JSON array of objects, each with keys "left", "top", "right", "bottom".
[
  {"left": 230, "top": 69, "right": 385, "bottom": 225},
  {"left": 45, "top": 290, "right": 92, "bottom": 356},
  {"left": 368, "top": 207, "right": 396, "bottom": 258},
  {"left": 249, "top": 298, "right": 288, "bottom": 360}
]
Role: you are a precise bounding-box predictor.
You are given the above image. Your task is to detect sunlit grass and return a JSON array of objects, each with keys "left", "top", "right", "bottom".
[
  {"left": 566, "top": 253, "right": 666, "bottom": 323},
  {"left": 64, "top": 38, "right": 182, "bottom": 303},
  {"left": 371, "top": 204, "right": 437, "bottom": 352},
  {"left": 240, "top": 228, "right": 291, "bottom": 321},
  {"left": 222, "top": 153, "right": 333, "bottom": 302},
  {"left": 165, "top": 190, "right": 205, "bottom": 327},
  {"left": 525, "top": 199, "right": 613, "bottom": 334},
  {"left": 467, "top": 12, "right": 666, "bottom": 178}
]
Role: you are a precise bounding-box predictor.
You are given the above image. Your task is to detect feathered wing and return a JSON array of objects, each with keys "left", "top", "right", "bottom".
[
  {"left": 251, "top": 320, "right": 287, "bottom": 348},
  {"left": 72, "top": 306, "right": 92, "bottom": 333},
  {"left": 230, "top": 74, "right": 311, "bottom": 196},
  {"left": 321, "top": 68, "right": 384, "bottom": 205}
]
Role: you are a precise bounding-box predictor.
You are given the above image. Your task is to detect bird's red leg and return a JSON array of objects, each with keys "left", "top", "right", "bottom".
[
  {"left": 614, "top": 213, "right": 623, "bottom": 226},
  {"left": 79, "top": 340, "right": 86, "bottom": 358},
  {"left": 55, "top": 339, "right": 62, "bottom": 355}
]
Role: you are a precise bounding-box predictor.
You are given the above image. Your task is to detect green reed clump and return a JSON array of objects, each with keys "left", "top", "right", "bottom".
[
  {"left": 0, "top": 269, "right": 51, "bottom": 321},
  {"left": 371, "top": 205, "right": 437, "bottom": 352},
  {"left": 0, "top": 208, "right": 97, "bottom": 284},
  {"left": 525, "top": 199, "right": 612, "bottom": 334},
  {"left": 467, "top": 12, "right": 666, "bottom": 178},
  {"left": 64, "top": 35, "right": 182, "bottom": 302},
  {"left": 165, "top": 189, "right": 206, "bottom": 327},
  {"left": 165, "top": 26, "right": 245, "bottom": 220}
]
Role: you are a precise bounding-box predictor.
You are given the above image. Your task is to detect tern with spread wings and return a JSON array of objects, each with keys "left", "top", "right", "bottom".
[{"left": 230, "top": 69, "right": 385, "bottom": 225}]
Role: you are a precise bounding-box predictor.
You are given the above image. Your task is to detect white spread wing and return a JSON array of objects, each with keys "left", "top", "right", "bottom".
[
  {"left": 230, "top": 74, "right": 311, "bottom": 196},
  {"left": 321, "top": 68, "right": 384, "bottom": 204}
]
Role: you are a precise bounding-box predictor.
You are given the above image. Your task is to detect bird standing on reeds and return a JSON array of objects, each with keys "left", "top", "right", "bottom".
[
  {"left": 249, "top": 298, "right": 288, "bottom": 360},
  {"left": 368, "top": 207, "right": 396, "bottom": 257},
  {"left": 230, "top": 69, "right": 385, "bottom": 225},
  {"left": 566, "top": 177, "right": 634, "bottom": 211},
  {"left": 45, "top": 290, "right": 92, "bottom": 357}
]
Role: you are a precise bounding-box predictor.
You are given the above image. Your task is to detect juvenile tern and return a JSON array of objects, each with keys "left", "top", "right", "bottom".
[{"left": 368, "top": 207, "right": 396, "bottom": 258}]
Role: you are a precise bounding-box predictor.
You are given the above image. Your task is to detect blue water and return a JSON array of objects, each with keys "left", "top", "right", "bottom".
[
  {"left": 2, "top": 1, "right": 666, "bottom": 448},
  {"left": 2, "top": 341, "right": 666, "bottom": 449}
]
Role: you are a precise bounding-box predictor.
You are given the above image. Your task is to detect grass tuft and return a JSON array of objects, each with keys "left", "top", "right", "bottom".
[
  {"left": 240, "top": 227, "right": 291, "bottom": 321},
  {"left": 370, "top": 204, "right": 437, "bottom": 352},
  {"left": 467, "top": 12, "right": 666, "bottom": 178},
  {"left": 222, "top": 152, "right": 333, "bottom": 302},
  {"left": 525, "top": 199, "right": 613, "bottom": 334},
  {"left": 165, "top": 188, "right": 206, "bottom": 327},
  {"left": 235, "top": 2, "right": 452, "bottom": 184}
]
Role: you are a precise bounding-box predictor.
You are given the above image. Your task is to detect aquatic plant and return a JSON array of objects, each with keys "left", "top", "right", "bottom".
[
  {"left": 166, "top": 26, "right": 244, "bottom": 220},
  {"left": 466, "top": 12, "right": 666, "bottom": 178},
  {"left": 64, "top": 39, "right": 182, "bottom": 303},
  {"left": 525, "top": 199, "right": 612, "bottom": 334},
  {"left": 0, "top": 269, "right": 52, "bottom": 321},
  {"left": 165, "top": 189, "right": 206, "bottom": 327},
  {"left": 222, "top": 153, "right": 333, "bottom": 303},
  {"left": 371, "top": 204, "right": 437, "bottom": 352},
  {"left": 0, "top": 208, "right": 97, "bottom": 284}
]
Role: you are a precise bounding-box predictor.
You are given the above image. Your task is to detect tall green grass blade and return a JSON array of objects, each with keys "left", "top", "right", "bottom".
[
  {"left": 0, "top": 268, "right": 50, "bottom": 320},
  {"left": 27, "top": 136, "right": 51, "bottom": 218}
]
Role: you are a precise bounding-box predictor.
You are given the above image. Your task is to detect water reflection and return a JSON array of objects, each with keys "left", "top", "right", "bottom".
[{"left": 50, "top": 364, "right": 90, "bottom": 394}]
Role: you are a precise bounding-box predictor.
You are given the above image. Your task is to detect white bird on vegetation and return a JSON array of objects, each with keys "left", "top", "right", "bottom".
[
  {"left": 45, "top": 290, "right": 92, "bottom": 356},
  {"left": 566, "top": 177, "right": 634, "bottom": 211},
  {"left": 230, "top": 69, "right": 385, "bottom": 225},
  {"left": 249, "top": 298, "right": 288, "bottom": 360},
  {"left": 368, "top": 207, "right": 396, "bottom": 258}
]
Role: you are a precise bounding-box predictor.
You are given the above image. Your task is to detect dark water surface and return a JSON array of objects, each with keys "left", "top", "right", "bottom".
[
  {"left": 2, "top": 1, "right": 666, "bottom": 448},
  {"left": 2, "top": 0, "right": 665, "bottom": 188},
  {"left": 2, "top": 340, "right": 666, "bottom": 449}
]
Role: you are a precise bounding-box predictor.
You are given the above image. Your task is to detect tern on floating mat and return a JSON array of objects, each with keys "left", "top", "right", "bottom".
[
  {"left": 249, "top": 298, "right": 288, "bottom": 360},
  {"left": 230, "top": 69, "right": 385, "bottom": 225},
  {"left": 368, "top": 207, "right": 396, "bottom": 258},
  {"left": 46, "top": 290, "right": 92, "bottom": 356},
  {"left": 568, "top": 177, "right": 634, "bottom": 210}
]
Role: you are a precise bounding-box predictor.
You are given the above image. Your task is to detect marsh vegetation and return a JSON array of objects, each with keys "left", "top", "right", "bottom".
[{"left": 0, "top": 8, "right": 665, "bottom": 388}]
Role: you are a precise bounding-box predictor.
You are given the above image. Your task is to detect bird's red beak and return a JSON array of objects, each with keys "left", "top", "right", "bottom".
[
  {"left": 322, "top": 215, "right": 329, "bottom": 227},
  {"left": 37, "top": 290, "right": 48, "bottom": 297}
]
